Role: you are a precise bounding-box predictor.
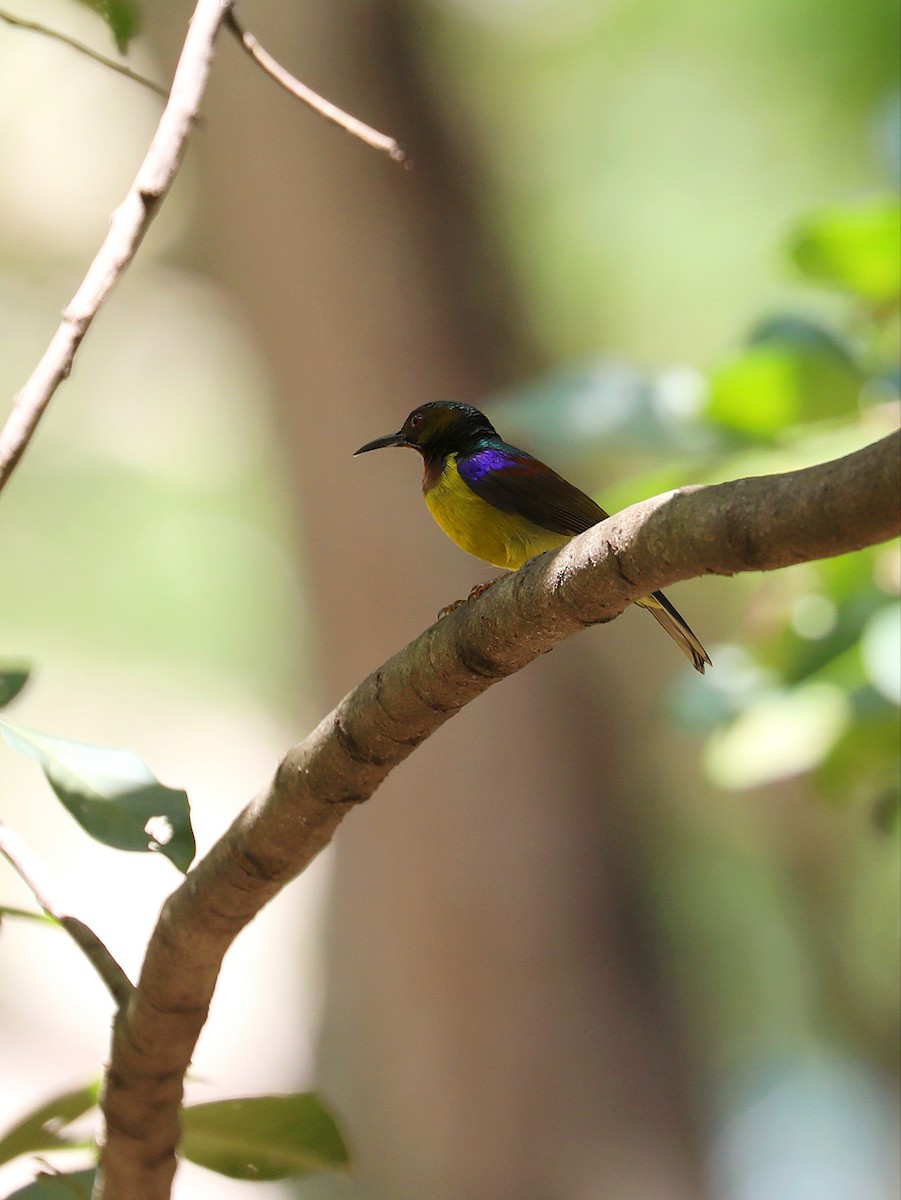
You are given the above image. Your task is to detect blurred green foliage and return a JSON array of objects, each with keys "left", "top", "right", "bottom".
[
  {"left": 684, "top": 184, "right": 899, "bottom": 828},
  {"left": 503, "top": 182, "right": 899, "bottom": 821},
  {"left": 422, "top": 0, "right": 901, "bottom": 363},
  {"left": 789, "top": 198, "right": 901, "bottom": 304},
  {"left": 707, "top": 313, "right": 865, "bottom": 439}
]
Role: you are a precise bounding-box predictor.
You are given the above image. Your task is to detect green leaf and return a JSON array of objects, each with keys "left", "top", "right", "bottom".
[
  {"left": 0, "top": 1084, "right": 98, "bottom": 1168},
  {"left": 4, "top": 1169, "right": 96, "bottom": 1199},
  {"left": 181, "top": 1093, "right": 350, "bottom": 1182},
  {"left": 0, "top": 662, "right": 32, "bottom": 710},
  {"left": 707, "top": 314, "right": 864, "bottom": 439},
  {"left": 788, "top": 197, "right": 901, "bottom": 303},
  {"left": 72, "top": 0, "right": 141, "bottom": 53},
  {"left": 0, "top": 723, "right": 195, "bottom": 873}
]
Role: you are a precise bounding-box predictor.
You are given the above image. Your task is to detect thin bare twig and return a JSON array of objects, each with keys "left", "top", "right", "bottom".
[
  {"left": 0, "top": 0, "right": 229, "bottom": 497},
  {"left": 225, "top": 7, "right": 407, "bottom": 164},
  {"left": 0, "top": 0, "right": 405, "bottom": 500},
  {"left": 0, "top": 7, "right": 169, "bottom": 100},
  {"left": 0, "top": 823, "right": 133, "bottom": 1008}
]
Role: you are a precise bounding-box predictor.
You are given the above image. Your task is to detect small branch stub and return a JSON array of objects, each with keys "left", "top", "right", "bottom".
[{"left": 225, "top": 8, "right": 407, "bottom": 163}]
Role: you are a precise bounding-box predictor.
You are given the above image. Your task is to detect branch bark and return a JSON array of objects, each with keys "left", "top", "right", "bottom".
[{"left": 96, "top": 427, "right": 900, "bottom": 1200}]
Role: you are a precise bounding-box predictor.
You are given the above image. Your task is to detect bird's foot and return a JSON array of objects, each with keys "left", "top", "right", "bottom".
[
  {"left": 437, "top": 577, "right": 502, "bottom": 620},
  {"left": 467, "top": 577, "right": 501, "bottom": 602},
  {"left": 437, "top": 598, "right": 465, "bottom": 619}
]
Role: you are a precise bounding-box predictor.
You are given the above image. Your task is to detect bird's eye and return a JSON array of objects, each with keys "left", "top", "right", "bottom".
[{"left": 409, "top": 412, "right": 424, "bottom": 429}]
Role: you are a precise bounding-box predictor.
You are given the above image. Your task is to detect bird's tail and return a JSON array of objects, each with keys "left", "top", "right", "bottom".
[{"left": 637, "top": 591, "right": 711, "bottom": 674}]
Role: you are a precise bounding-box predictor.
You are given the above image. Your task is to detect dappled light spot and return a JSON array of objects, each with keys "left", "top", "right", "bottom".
[
  {"left": 704, "top": 682, "right": 850, "bottom": 790},
  {"left": 144, "top": 814, "right": 174, "bottom": 847}
]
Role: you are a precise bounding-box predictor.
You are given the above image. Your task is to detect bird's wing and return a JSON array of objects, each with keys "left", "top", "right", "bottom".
[{"left": 458, "top": 445, "right": 609, "bottom": 536}]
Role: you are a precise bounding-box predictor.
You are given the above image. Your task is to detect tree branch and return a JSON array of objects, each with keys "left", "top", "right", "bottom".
[
  {"left": 225, "top": 8, "right": 407, "bottom": 163},
  {"left": 96, "top": 428, "right": 900, "bottom": 1200},
  {"left": 0, "top": 823, "right": 133, "bottom": 1008},
  {"left": 0, "top": 8, "right": 169, "bottom": 99}
]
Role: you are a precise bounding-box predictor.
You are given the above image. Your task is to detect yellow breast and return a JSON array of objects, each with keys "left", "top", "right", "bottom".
[{"left": 423, "top": 453, "right": 569, "bottom": 570}]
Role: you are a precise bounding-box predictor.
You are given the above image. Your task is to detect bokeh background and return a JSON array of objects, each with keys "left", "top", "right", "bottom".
[{"left": 0, "top": 0, "right": 898, "bottom": 1197}]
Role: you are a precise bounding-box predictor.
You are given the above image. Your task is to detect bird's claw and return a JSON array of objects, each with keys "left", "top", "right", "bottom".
[
  {"left": 436, "top": 577, "right": 502, "bottom": 620},
  {"left": 467, "top": 578, "right": 501, "bottom": 602},
  {"left": 437, "top": 597, "right": 466, "bottom": 619}
]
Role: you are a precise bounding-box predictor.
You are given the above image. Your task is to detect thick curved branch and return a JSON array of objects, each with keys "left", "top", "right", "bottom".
[{"left": 97, "top": 428, "right": 900, "bottom": 1200}]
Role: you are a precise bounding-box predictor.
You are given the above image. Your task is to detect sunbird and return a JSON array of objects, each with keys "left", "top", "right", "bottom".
[{"left": 355, "top": 401, "right": 710, "bottom": 673}]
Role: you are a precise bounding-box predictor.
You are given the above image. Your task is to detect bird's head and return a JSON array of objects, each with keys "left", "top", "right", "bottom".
[{"left": 354, "top": 402, "right": 497, "bottom": 460}]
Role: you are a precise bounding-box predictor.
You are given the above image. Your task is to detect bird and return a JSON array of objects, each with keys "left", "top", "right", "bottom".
[{"left": 354, "top": 400, "right": 710, "bottom": 673}]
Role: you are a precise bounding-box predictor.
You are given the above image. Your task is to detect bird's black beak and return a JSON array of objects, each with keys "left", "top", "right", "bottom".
[{"left": 353, "top": 431, "right": 407, "bottom": 455}]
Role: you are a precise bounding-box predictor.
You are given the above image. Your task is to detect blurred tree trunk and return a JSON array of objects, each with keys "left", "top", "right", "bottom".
[{"left": 151, "top": 2, "right": 709, "bottom": 1196}]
